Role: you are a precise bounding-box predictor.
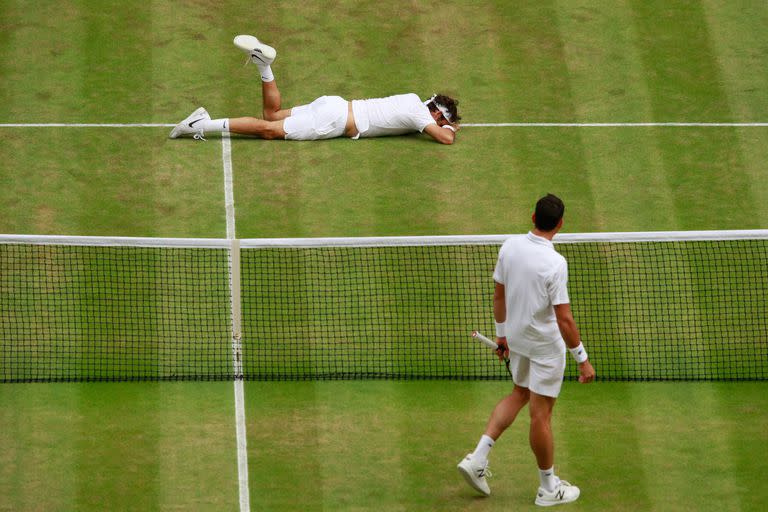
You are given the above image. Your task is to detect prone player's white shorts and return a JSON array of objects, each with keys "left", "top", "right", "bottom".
[
  {"left": 509, "top": 351, "right": 566, "bottom": 398},
  {"left": 283, "top": 95, "right": 348, "bottom": 140}
]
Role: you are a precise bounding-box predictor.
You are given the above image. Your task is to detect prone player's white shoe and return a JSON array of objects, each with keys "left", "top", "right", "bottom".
[
  {"left": 169, "top": 107, "right": 210, "bottom": 140},
  {"left": 535, "top": 479, "right": 580, "bottom": 507},
  {"left": 233, "top": 35, "right": 276, "bottom": 66},
  {"left": 457, "top": 454, "right": 491, "bottom": 496}
]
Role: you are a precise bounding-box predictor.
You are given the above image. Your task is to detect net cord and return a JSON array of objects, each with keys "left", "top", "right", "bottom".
[{"left": 3, "top": 229, "right": 768, "bottom": 249}]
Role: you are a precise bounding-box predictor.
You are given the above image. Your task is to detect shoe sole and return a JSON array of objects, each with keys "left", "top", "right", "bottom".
[
  {"left": 457, "top": 463, "right": 490, "bottom": 496},
  {"left": 534, "top": 490, "right": 580, "bottom": 507},
  {"left": 233, "top": 35, "right": 276, "bottom": 63},
  {"left": 534, "top": 496, "right": 579, "bottom": 507}
]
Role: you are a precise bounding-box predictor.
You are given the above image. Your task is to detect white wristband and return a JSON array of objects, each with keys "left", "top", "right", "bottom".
[
  {"left": 442, "top": 124, "right": 456, "bottom": 132},
  {"left": 568, "top": 342, "right": 588, "bottom": 364},
  {"left": 495, "top": 322, "right": 505, "bottom": 338}
]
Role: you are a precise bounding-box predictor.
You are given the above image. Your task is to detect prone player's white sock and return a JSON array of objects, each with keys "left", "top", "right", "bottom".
[
  {"left": 539, "top": 466, "right": 557, "bottom": 492},
  {"left": 471, "top": 434, "right": 495, "bottom": 463},
  {"left": 200, "top": 118, "right": 229, "bottom": 133},
  {"left": 256, "top": 64, "right": 274, "bottom": 83}
]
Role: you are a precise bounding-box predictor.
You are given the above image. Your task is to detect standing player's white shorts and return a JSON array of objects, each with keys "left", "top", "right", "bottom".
[
  {"left": 508, "top": 352, "right": 566, "bottom": 397},
  {"left": 283, "top": 95, "right": 349, "bottom": 140}
]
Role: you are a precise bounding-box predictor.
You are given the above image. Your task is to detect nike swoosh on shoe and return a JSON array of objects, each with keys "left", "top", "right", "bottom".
[{"left": 250, "top": 52, "right": 268, "bottom": 64}]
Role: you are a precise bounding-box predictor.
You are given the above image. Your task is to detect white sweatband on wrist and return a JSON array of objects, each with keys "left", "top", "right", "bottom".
[
  {"left": 568, "top": 342, "right": 588, "bottom": 363},
  {"left": 495, "top": 322, "right": 505, "bottom": 338},
  {"left": 442, "top": 124, "right": 456, "bottom": 132}
]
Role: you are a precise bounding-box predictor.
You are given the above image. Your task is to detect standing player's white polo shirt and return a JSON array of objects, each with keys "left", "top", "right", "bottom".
[{"left": 493, "top": 232, "right": 570, "bottom": 360}]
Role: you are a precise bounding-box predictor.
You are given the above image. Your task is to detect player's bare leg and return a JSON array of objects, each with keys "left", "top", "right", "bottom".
[
  {"left": 171, "top": 35, "right": 291, "bottom": 140},
  {"left": 528, "top": 392, "right": 556, "bottom": 469},
  {"left": 227, "top": 117, "right": 286, "bottom": 139},
  {"left": 484, "top": 385, "right": 530, "bottom": 439},
  {"left": 530, "top": 390, "right": 580, "bottom": 505},
  {"left": 261, "top": 80, "right": 292, "bottom": 121},
  {"left": 228, "top": 37, "right": 289, "bottom": 138},
  {"left": 457, "top": 385, "right": 530, "bottom": 496},
  {"left": 227, "top": 79, "right": 289, "bottom": 138}
]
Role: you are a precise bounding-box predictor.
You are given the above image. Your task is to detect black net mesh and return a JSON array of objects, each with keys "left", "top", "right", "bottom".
[
  {"left": 2, "top": 237, "right": 766, "bottom": 382},
  {"left": 0, "top": 244, "right": 232, "bottom": 382}
]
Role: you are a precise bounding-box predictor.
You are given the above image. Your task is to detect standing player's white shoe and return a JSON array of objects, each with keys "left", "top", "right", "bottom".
[
  {"left": 457, "top": 454, "right": 491, "bottom": 496},
  {"left": 169, "top": 107, "right": 210, "bottom": 140},
  {"left": 233, "top": 35, "right": 276, "bottom": 66},
  {"left": 534, "top": 479, "right": 580, "bottom": 507}
]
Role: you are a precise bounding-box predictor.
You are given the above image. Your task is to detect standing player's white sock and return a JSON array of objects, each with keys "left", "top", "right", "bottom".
[
  {"left": 471, "top": 435, "right": 495, "bottom": 463},
  {"left": 201, "top": 119, "right": 229, "bottom": 133},
  {"left": 539, "top": 466, "right": 557, "bottom": 492}
]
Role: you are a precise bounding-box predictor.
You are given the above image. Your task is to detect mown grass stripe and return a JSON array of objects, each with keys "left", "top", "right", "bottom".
[
  {"left": 75, "top": 383, "right": 161, "bottom": 510},
  {"left": 157, "top": 383, "right": 241, "bottom": 510},
  {"left": 555, "top": 0, "right": 678, "bottom": 232},
  {"left": 245, "top": 382, "right": 325, "bottom": 510},
  {"left": 557, "top": 383, "right": 654, "bottom": 510},
  {"left": 630, "top": 383, "right": 745, "bottom": 510},
  {"left": 0, "top": 385, "right": 79, "bottom": 510},
  {"left": 478, "top": 1, "right": 599, "bottom": 232},
  {"left": 629, "top": 1, "right": 757, "bottom": 230},
  {"left": 700, "top": 2, "right": 768, "bottom": 121},
  {"left": 701, "top": 0, "right": 768, "bottom": 225},
  {"left": 711, "top": 383, "right": 768, "bottom": 509},
  {"left": 315, "top": 382, "right": 410, "bottom": 509}
]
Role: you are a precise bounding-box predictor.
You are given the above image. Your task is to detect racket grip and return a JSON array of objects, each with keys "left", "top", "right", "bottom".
[{"left": 472, "top": 331, "right": 498, "bottom": 350}]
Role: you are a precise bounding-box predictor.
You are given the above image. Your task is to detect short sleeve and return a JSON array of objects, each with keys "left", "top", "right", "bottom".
[
  {"left": 547, "top": 259, "right": 570, "bottom": 305},
  {"left": 410, "top": 97, "right": 437, "bottom": 132},
  {"left": 493, "top": 247, "right": 505, "bottom": 284}
]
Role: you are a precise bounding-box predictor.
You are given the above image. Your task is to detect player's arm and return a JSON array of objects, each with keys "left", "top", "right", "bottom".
[
  {"left": 553, "top": 303, "right": 580, "bottom": 348},
  {"left": 493, "top": 282, "right": 509, "bottom": 360},
  {"left": 423, "top": 123, "right": 456, "bottom": 145},
  {"left": 554, "top": 303, "right": 595, "bottom": 383}
]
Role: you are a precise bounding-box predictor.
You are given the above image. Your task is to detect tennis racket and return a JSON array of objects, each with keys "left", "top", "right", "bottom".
[{"left": 472, "top": 331, "right": 511, "bottom": 375}]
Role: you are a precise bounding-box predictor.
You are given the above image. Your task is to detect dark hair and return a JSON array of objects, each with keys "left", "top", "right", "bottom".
[
  {"left": 428, "top": 94, "right": 461, "bottom": 123},
  {"left": 534, "top": 194, "right": 565, "bottom": 231}
]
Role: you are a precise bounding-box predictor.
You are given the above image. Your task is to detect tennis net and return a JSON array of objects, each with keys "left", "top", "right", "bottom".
[{"left": 1, "top": 231, "right": 766, "bottom": 382}]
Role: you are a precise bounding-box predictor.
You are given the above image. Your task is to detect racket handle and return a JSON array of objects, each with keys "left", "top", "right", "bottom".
[{"left": 472, "top": 331, "right": 498, "bottom": 350}]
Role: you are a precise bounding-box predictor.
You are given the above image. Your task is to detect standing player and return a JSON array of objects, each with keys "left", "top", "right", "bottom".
[
  {"left": 457, "top": 194, "right": 596, "bottom": 506},
  {"left": 169, "top": 35, "right": 460, "bottom": 144}
]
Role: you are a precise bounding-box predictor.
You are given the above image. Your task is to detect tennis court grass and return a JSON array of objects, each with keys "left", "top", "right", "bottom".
[
  {"left": 0, "top": 382, "right": 240, "bottom": 511},
  {"left": 2, "top": 2, "right": 768, "bottom": 237},
  {"left": 2, "top": 0, "right": 768, "bottom": 510},
  {"left": 3, "top": 381, "right": 764, "bottom": 510}
]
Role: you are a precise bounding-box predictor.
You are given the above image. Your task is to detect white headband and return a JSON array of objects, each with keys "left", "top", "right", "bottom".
[{"left": 424, "top": 94, "right": 453, "bottom": 122}]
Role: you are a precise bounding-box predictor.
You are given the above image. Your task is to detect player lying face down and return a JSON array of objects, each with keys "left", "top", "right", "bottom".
[{"left": 170, "top": 35, "right": 461, "bottom": 145}]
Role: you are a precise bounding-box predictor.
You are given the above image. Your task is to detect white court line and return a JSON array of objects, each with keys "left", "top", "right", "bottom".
[
  {"left": 0, "top": 123, "right": 176, "bottom": 127},
  {"left": 221, "top": 131, "right": 251, "bottom": 512},
  {"left": 222, "top": 132, "right": 236, "bottom": 240},
  {"left": 1, "top": 122, "right": 767, "bottom": 128},
  {"left": 462, "top": 122, "right": 768, "bottom": 127},
  {"left": 2, "top": 121, "right": 251, "bottom": 509}
]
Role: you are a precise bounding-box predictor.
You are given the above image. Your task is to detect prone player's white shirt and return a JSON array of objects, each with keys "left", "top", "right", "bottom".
[
  {"left": 351, "top": 93, "right": 436, "bottom": 138},
  {"left": 493, "top": 232, "right": 570, "bottom": 359}
]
